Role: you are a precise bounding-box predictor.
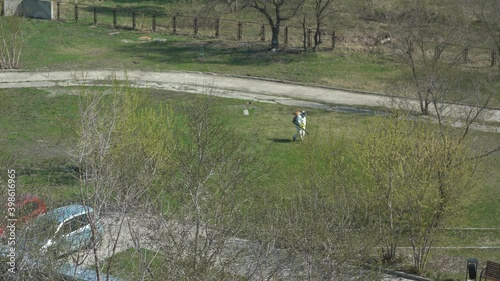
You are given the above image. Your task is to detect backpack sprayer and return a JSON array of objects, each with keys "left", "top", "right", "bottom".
[{"left": 293, "top": 111, "right": 309, "bottom": 134}]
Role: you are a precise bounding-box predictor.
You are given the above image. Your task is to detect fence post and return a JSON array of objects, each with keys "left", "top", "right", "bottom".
[
  {"left": 237, "top": 21, "right": 242, "bottom": 40},
  {"left": 74, "top": 4, "right": 78, "bottom": 23},
  {"left": 463, "top": 47, "right": 468, "bottom": 62},
  {"left": 260, "top": 24, "right": 265, "bottom": 42},
  {"left": 332, "top": 30, "right": 335, "bottom": 49},
  {"left": 307, "top": 28, "right": 312, "bottom": 47},
  {"left": 194, "top": 17, "right": 198, "bottom": 37},
  {"left": 56, "top": 2, "right": 60, "bottom": 20},
  {"left": 492, "top": 49, "right": 497, "bottom": 67},
  {"left": 284, "top": 26, "right": 288, "bottom": 46},
  {"left": 93, "top": 7, "right": 97, "bottom": 25},
  {"left": 173, "top": 15, "right": 177, "bottom": 35},
  {"left": 215, "top": 18, "right": 220, "bottom": 38},
  {"left": 132, "top": 11, "right": 136, "bottom": 30},
  {"left": 152, "top": 15, "right": 156, "bottom": 33},
  {"left": 113, "top": 9, "right": 117, "bottom": 28}
]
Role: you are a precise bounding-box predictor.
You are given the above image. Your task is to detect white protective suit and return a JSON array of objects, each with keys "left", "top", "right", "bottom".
[{"left": 293, "top": 112, "right": 306, "bottom": 141}]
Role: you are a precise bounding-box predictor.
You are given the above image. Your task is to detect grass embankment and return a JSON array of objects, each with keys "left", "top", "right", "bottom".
[
  {"left": 14, "top": 14, "right": 500, "bottom": 107},
  {"left": 0, "top": 87, "right": 499, "bottom": 280},
  {"left": 19, "top": 17, "right": 395, "bottom": 94},
  {"left": 2, "top": 3, "right": 500, "bottom": 278}
]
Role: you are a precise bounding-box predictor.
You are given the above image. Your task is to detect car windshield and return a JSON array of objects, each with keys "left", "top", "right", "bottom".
[
  {"left": 11, "top": 214, "right": 57, "bottom": 253},
  {"left": 21, "top": 215, "right": 59, "bottom": 243}
]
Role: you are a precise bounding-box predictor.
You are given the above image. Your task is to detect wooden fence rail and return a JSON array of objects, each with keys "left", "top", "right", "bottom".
[{"left": 51, "top": 2, "right": 338, "bottom": 51}]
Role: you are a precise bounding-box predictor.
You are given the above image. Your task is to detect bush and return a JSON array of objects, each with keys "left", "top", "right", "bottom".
[{"left": 0, "top": 16, "right": 24, "bottom": 69}]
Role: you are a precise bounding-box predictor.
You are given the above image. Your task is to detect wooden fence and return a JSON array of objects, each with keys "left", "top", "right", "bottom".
[
  {"left": 2, "top": 0, "right": 498, "bottom": 65},
  {"left": 53, "top": 2, "right": 339, "bottom": 51}
]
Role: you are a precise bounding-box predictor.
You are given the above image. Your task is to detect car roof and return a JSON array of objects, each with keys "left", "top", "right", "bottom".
[{"left": 45, "top": 205, "right": 93, "bottom": 223}]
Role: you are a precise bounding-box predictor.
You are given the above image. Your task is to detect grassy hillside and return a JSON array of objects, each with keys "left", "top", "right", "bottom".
[
  {"left": 0, "top": 87, "right": 498, "bottom": 280},
  {"left": 1, "top": 1, "right": 499, "bottom": 278},
  {"left": 17, "top": 18, "right": 399, "bottom": 93}
]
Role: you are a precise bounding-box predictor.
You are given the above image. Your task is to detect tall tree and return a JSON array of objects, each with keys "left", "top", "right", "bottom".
[
  {"left": 245, "top": 0, "right": 304, "bottom": 49},
  {"left": 312, "top": 0, "right": 335, "bottom": 51},
  {"left": 473, "top": 0, "right": 500, "bottom": 71},
  {"left": 358, "top": 115, "right": 478, "bottom": 273},
  {"left": 388, "top": 0, "right": 476, "bottom": 116}
]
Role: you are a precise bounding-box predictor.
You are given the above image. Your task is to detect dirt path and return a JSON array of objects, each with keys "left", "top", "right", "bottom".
[{"left": 0, "top": 70, "right": 499, "bottom": 133}]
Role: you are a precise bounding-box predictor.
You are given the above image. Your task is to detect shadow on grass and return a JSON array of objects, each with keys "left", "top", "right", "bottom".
[
  {"left": 80, "top": 5, "right": 169, "bottom": 16},
  {"left": 19, "top": 163, "right": 80, "bottom": 186},
  {"left": 112, "top": 0, "right": 175, "bottom": 4},
  {"left": 114, "top": 40, "right": 307, "bottom": 67},
  {"left": 269, "top": 138, "right": 292, "bottom": 143}
]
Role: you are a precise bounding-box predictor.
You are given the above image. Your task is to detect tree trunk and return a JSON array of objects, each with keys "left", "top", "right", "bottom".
[
  {"left": 420, "top": 99, "right": 430, "bottom": 115},
  {"left": 271, "top": 25, "right": 280, "bottom": 49},
  {"left": 302, "top": 15, "right": 307, "bottom": 51},
  {"left": 313, "top": 21, "right": 321, "bottom": 51}
]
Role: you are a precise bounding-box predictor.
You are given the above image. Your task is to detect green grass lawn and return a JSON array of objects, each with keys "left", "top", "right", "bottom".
[
  {"left": 12, "top": 16, "right": 499, "bottom": 107},
  {"left": 97, "top": 248, "right": 167, "bottom": 281},
  {"left": 17, "top": 18, "right": 396, "bottom": 94},
  {"left": 2, "top": 9, "right": 500, "bottom": 278},
  {"left": 99, "top": 248, "right": 246, "bottom": 281},
  {"left": 2, "top": 86, "right": 499, "bottom": 214},
  {"left": 1, "top": 86, "right": 499, "bottom": 280}
]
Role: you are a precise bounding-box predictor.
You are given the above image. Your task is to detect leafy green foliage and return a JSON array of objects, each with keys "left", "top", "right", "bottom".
[
  {"left": 0, "top": 86, "right": 498, "bottom": 279},
  {"left": 357, "top": 115, "right": 478, "bottom": 273}
]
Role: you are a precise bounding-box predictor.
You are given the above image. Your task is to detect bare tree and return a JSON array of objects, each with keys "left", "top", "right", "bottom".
[
  {"left": 245, "top": 0, "right": 305, "bottom": 49},
  {"left": 0, "top": 16, "right": 24, "bottom": 69},
  {"left": 473, "top": 0, "right": 500, "bottom": 71},
  {"left": 388, "top": 0, "right": 476, "bottom": 116},
  {"left": 73, "top": 83, "right": 311, "bottom": 280},
  {"left": 72, "top": 81, "right": 176, "bottom": 280},
  {"left": 149, "top": 95, "right": 270, "bottom": 280},
  {"left": 300, "top": 14, "right": 307, "bottom": 50},
  {"left": 312, "top": 0, "right": 335, "bottom": 51},
  {"left": 261, "top": 132, "right": 381, "bottom": 280}
]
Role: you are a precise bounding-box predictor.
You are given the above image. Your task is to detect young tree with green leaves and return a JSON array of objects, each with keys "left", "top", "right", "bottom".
[
  {"left": 267, "top": 131, "right": 380, "bottom": 280},
  {"left": 358, "top": 115, "right": 478, "bottom": 273}
]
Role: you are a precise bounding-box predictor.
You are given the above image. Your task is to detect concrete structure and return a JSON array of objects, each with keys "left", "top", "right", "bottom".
[
  {"left": 3, "top": 0, "right": 53, "bottom": 19},
  {"left": 3, "top": 0, "right": 22, "bottom": 16}
]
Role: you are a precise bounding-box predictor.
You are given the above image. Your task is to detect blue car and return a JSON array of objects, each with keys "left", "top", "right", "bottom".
[
  {"left": 59, "top": 263, "right": 125, "bottom": 281},
  {"left": 27, "top": 205, "right": 104, "bottom": 257}
]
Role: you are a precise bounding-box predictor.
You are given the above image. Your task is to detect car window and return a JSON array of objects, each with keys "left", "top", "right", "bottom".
[
  {"left": 59, "top": 214, "right": 90, "bottom": 236},
  {"left": 28, "top": 215, "right": 59, "bottom": 239}
]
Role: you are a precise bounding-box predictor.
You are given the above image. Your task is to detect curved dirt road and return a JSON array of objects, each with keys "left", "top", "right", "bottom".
[{"left": 0, "top": 70, "right": 499, "bottom": 132}]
